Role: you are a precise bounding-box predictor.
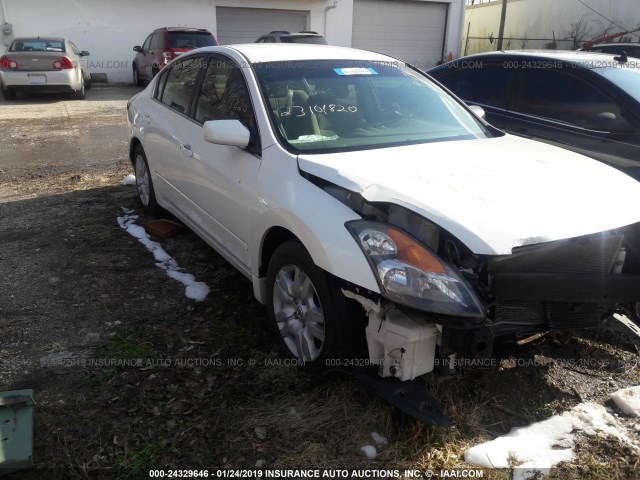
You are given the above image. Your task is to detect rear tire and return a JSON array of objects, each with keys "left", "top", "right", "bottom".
[
  {"left": 2, "top": 87, "right": 16, "bottom": 101},
  {"left": 133, "top": 145, "right": 161, "bottom": 216},
  {"left": 265, "top": 240, "right": 355, "bottom": 370},
  {"left": 73, "top": 76, "right": 85, "bottom": 100},
  {"left": 85, "top": 74, "right": 92, "bottom": 90}
]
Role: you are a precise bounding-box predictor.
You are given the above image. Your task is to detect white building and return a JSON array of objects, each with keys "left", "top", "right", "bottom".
[
  {"left": 464, "top": 0, "right": 640, "bottom": 55},
  {"left": 0, "top": 0, "right": 466, "bottom": 83}
]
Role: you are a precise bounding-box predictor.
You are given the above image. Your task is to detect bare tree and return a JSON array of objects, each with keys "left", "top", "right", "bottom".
[{"left": 564, "top": 14, "right": 594, "bottom": 49}]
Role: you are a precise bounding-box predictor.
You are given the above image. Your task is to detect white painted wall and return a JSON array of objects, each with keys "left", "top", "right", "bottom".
[
  {"left": 464, "top": 0, "right": 640, "bottom": 55},
  {"left": 0, "top": 0, "right": 465, "bottom": 83}
]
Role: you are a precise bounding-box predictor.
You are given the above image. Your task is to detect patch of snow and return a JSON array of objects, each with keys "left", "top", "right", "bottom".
[
  {"left": 371, "top": 432, "right": 388, "bottom": 447},
  {"left": 117, "top": 209, "right": 210, "bottom": 302},
  {"left": 611, "top": 386, "right": 640, "bottom": 417},
  {"left": 464, "top": 402, "right": 634, "bottom": 480},
  {"left": 121, "top": 174, "right": 136, "bottom": 186},
  {"left": 360, "top": 445, "right": 377, "bottom": 459}
]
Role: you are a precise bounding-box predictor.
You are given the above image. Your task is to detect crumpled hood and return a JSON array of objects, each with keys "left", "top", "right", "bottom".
[{"left": 298, "top": 135, "right": 640, "bottom": 255}]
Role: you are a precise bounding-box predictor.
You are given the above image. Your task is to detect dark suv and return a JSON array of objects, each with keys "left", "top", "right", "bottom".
[
  {"left": 133, "top": 27, "right": 217, "bottom": 86},
  {"left": 255, "top": 31, "right": 328, "bottom": 45}
]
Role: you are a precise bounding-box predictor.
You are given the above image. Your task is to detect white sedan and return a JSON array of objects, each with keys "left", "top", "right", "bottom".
[{"left": 127, "top": 44, "right": 640, "bottom": 380}]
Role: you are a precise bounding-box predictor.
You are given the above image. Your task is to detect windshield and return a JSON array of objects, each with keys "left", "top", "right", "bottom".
[
  {"left": 9, "top": 39, "right": 65, "bottom": 52},
  {"left": 254, "top": 60, "right": 493, "bottom": 153},
  {"left": 168, "top": 32, "right": 216, "bottom": 49},
  {"left": 597, "top": 66, "right": 640, "bottom": 103}
]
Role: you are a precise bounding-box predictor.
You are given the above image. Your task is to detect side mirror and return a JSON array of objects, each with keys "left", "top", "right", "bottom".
[
  {"left": 584, "top": 112, "right": 632, "bottom": 133},
  {"left": 203, "top": 120, "right": 250, "bottom": 147},
  {"left": 468, "top": 105, "right": 486, "bottom": 119},
  {"left": 133, "top": 46, "right": 143, "bottom": 53},
  {"left": 80, "top": 50, "right": 90, "bottom": 57}
]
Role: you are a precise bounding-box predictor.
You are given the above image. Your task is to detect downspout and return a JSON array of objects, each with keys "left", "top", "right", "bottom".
[
  {"left": 1, "top": 0, "right": 11, "bottom": 50},
  {"left": 324, "top": 1, "right": 338, "bottom": 37}
]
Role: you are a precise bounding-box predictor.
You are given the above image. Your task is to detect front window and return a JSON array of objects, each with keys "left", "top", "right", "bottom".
[
  {"left": 10, "top": 39, "right": 65, "bottom": 52},
  {"left": 516, "top": 69, "right": 624, "bottom": 127},
  {"left": 254, "top": 60, "right": 493, "bottom": 153}
]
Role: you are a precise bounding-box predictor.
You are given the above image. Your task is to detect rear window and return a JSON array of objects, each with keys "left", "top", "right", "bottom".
[
  {"left": 159, "top": 58, "right": 202, "bottom": 114},
  {"left": 168, "top": 32, "right": 217, "bottom": 49},
  {"left": 9, "top": 39, "right": 65, "bottom": 52}
]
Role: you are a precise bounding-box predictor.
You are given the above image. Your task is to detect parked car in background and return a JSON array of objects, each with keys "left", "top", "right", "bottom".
[
  {"left": 132, "top": 27, "right": 217, "bottom": 86},
  {"left": 127, "top": 44, "right": 640, "bottom": 380},
  {"left": 0, "top": 37, "right": 90, "bottom": 100},
  {"left": 255, "top": 31, "right": 328, "bottom": 45},
  {"left": 582, "top": 43, "right": 640, "bottom": 59},
  {"left": 428, "top": 51, "right": 640, "bottom": 180}
]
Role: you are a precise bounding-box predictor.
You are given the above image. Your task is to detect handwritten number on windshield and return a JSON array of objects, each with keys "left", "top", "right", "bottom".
[{"left": 278, "top": 105, "right": 357, "bottom": 117}]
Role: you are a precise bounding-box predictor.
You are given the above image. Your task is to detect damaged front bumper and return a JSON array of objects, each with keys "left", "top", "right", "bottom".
[{"left": 346, "top": 224, "right": 640, "bottom": 383}]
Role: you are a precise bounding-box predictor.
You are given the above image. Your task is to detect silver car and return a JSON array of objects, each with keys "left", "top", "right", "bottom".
[{"left": 0, "top": 37, "right": 91, "bottom": 100}]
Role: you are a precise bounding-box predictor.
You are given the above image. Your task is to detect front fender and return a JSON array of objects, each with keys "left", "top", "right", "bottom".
[{"left": 250, "top": 150, "right": 380, "bottom": 303}]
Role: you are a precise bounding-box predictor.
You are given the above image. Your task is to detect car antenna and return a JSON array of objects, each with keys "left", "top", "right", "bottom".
[{"left": 614, "top": 51, "right": 628, "bottom": 64}]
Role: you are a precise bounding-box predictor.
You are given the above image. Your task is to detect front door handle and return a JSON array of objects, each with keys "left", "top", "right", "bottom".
[{"left": 179, "top": 143, "right": 193, "bottom": 157}]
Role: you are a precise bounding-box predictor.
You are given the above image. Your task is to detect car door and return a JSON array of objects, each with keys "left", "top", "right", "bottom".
[
  {"left": 175, "top": 54, "right": 262, "bottom": 271},
  {"left": 138, "top": 34, "right": 153, "bottom": 80},
  {"left": 432, "top": 62, "right": 516, "bottom": 130},
  {"left": 506, "top": 67, "right": 640, "bottom": 172},
  {"left": 142, "top": 56, "right": 204, "bottom": 211}
]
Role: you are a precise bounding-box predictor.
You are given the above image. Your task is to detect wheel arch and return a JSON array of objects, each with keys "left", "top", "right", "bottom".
[
  {"left": 252, "top": 209, "right": 380, "bottom": 304},
  {"left": 129, "top": 137, "right": 142, "bottom": 166}
]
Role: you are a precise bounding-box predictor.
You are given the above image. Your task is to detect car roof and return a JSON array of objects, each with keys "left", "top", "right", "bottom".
[
  {"left": 452, "top": 50, "right": 637, "bottom": 69},
  {"left": 155, "top": 27, "right": 211, "bottom": 33},
  {"left": 192, "top": 44, "right": 399, "bottom": 64}
]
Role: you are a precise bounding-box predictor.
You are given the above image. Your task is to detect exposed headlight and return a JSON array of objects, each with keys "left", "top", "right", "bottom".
[{"left": 346, "top": 220, "right": 484, "bottom": 317}]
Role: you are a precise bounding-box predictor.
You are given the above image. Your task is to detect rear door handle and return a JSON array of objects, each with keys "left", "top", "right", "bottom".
[{"left": 179, "top": 143, "right": 193, "bottom": 157}]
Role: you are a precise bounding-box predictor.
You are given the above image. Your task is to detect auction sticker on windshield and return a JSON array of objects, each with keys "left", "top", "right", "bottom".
[{"left": 334, "top": 67, "right": 378, "bottom": 75}]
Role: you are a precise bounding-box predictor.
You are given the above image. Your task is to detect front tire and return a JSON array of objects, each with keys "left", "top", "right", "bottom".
[
  {"left": 133, "top": 145, "right": 161, "bottom": 216},
  {"left": 266, "top": 240, "right": 354, "bottom": 369},
  {"left": 133, "top": 65, "right": 144, "bottom": 87}
]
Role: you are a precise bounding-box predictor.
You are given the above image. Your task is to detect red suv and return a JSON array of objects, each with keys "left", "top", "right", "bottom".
[{"left": 132, "top": 27, "right": 217, "bottom": 86}]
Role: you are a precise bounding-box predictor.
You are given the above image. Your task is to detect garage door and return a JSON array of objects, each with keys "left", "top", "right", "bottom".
[
  {"left": 352, "top": 0, "right": 448, "bottom": 70},
  {"left": 216, "top": 7, "right": 309, "bottom": 45}
]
